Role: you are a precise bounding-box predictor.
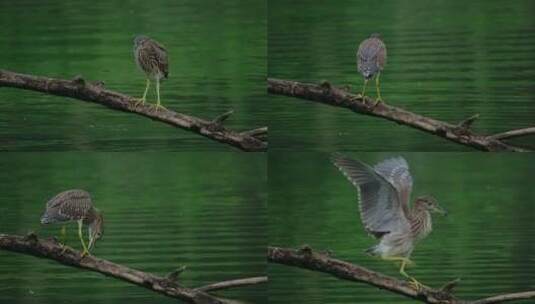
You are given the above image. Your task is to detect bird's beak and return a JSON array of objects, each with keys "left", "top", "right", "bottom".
[{"left": 434, "top": 205, "right": 448, "bottom": 216}]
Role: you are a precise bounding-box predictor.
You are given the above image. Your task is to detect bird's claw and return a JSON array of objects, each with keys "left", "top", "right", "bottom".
[
  {"left": 152, "top": 104, "right": 168, "bottom": 113},
  {"left": 349, "top": 94, "right": 362, "bottom": 103},
  {"left": 81, "top": 249, "right": 90, "bottom": 257},
  {"left": 373, "top": 98, "right": 383, "bottom": 108},
  {"left": 407, "top": 277, "right": 427, "bottom": 292},
  {"left": 135, "top": 98, "right": 146, "bottom": 107}
]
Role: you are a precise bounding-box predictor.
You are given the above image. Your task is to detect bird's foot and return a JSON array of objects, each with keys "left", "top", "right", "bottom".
[
  {"left": 135, "top": 98, "right": 146, "bottom": 107},
  {"left": 152, "top": 103, "right": 168, "bottom": 113},
  {"left": 81, "top": 249, "right": 90, "bottom": 257},
  {"left": 349, "top": 94, "right": 362, "bottom": 103},
  {"left": 407, "top": 277, "right": 427, "bottom": 292},
  {"left": 373, "top": 98, "right": 383, "bottom": 108},
  {"left": 59, "top": 244, "right": 67, "bottom": 255}
]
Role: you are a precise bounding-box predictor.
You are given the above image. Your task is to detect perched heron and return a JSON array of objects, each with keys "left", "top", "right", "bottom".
[
  {"left": 357, "top": 33, "right": 387, "bottom": 105},
  {"left": 331, "top": 154, "right": 446, "bottom": 289},
  {"left": 40, "top": 189, "right": 104, "bottom": 256},
  {"left": 133, "top": 35, "right": 169, "bottom": 110}
]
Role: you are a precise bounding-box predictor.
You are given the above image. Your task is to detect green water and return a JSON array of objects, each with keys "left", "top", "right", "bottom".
[
  {"left": 268, "top": 0, "right": 535, "bottom": 151},
  {"left": 0, "top": 0, "right": 266, "bottom": 151},
  {"left": 0, "top": 153, "right": 267, "bottom": 303},
  {"left": 269, "top": 153, "right": 535, "bottom": 303}
]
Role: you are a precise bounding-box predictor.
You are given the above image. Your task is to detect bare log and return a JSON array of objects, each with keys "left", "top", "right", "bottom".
[
  {"left": 268, "top": 246, "right": 535, "bottom": 304},
  {"left": 0, "top": 233, "right": 265, "bottom": 304},
  {"left": 267, "top": 78, "right": 533, "bottom": 152},
  {"left": 0, "top": 69, "right": 267, "bottom": 152}
]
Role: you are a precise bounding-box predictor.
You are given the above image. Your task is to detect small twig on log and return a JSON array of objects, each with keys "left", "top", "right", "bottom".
[
  {"left": 241, "top": 127, "right": 268, "bottom": 140},
  {"left": 267, "top": 78, "right": 533, "bottom": 152},
  {"left": 0, "top": 69, "right": 267, "bottom": 152},
  {"left": 489, "top": 127, "right": 535, "bottom": 140},
  {"left": 456, "top": 114, "right": 480, "bottom": 130},
  {"left": 268, "top": 245, "right": 535, "bottom": 304},
  {"left": 0, "top": 233, "right": 265, "bottom": 304},
  {"left": 195, "top": 276, "right": 268, "bottom": 292},
  {"left": 211, "top": 110, "right": 235, "bottom": 124},
  {"left": 440, "top": 278, "right": 461, "bottom": 294},
  {"left": 166, "top": 265, "right": 188, "bottom": 282}
]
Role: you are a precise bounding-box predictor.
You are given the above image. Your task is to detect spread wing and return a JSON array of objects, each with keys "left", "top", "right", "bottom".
[
  {"left": 332, "top": 154, "right": 410, "bottom": 238},
  {"left": 373, "top": 157, "right": 413, "bottom": 215}
]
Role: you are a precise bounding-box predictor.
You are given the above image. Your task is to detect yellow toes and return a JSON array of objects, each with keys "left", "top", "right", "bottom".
[{"left": 135, "top": 98, "right": 146, "bottom": 107}]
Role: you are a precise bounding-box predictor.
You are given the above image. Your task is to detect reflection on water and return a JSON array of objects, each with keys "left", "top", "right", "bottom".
[
  {"left": 269, "top": 153, "right": 535, "bottom": 303},
  {"left": 0, "top": 0, "right": 266, "bottom": 151},
  {"left": 268, "top": 0, "right": 535, "bottom": 151},
  {"left": 0, "top": 153, "right": 267, "bottom": 303}
]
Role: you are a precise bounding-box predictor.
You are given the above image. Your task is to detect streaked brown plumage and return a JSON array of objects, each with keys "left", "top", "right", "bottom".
[
  {"left": 331, "top": 154, "right": 446, "bottom": 289},
  {"left": 133, "top": 35, "right": 169, "bottom": 109},
  {"left": 41, "top": 189, "right": 104, "bottom": 255},
  {"left": 356, "top": 33, "right": 387, "bottom": 104}
]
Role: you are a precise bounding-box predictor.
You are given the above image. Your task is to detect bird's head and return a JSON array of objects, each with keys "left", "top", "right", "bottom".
[
  {"left": 89, "top": 211, "right": 104, "bottom": 249},
  {"left": 415, "top": 196, "right": 447, "bottom": 216},
  {"left": 370, "top": 33, "right": 382, "bottom": 39},
  {"left": 133, "top": 35, "right": 149, "bottom": 47}
]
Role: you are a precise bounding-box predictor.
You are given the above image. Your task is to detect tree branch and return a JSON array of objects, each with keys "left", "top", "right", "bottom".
[
  {"left": 267, "top": 78, "right": 533, "bottom": 152},
  {"left": 268, "top": 246, "right": 535, "bottom": 304},
  {"left": 0, "top": 69, "right": 267, "bottom": 152},
  {"left": 489, "top": 127, "right": 535, "bottom": 140},
  {"left": 0, "top": 233, "right": 265, "bottom": 304},
  {"left": 195, "top": 276, "right": 268, "bottom": 292},
  {"left": 471, "top": 292, "right": 535, "bottom": 304}
]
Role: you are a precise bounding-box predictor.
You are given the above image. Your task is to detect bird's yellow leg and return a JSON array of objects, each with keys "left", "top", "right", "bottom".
[
  {"left": 78, "top": 220, "right": 89, "bottom": 257},
  {"left": 382, "top": 256, "right": 414, "bottom": 266},
  {"left": 154, "top": 78, "right": 167, "bottom": 111},
  {"left": 361, "top": 79, "right": 369, "bottom": 100},
  {"left": 58, "top": 225, "right": 67, "bottom": 253},
  {"left": 136, "top": 79, "right": 150, "bottom": 106},
  {"left": 60, "top": 225, "right": 66, "bottom": 244},
  {"left": 399, "top": 260, "right": 426, "bottom": 291},
  {"left": 374, "top": 72, "right": 382, "bottom": 106}
]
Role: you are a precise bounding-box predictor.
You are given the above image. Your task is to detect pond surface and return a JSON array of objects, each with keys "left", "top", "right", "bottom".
[
  {"left": 0, "top": 0, "right": 266, "bottom": 151},
  {"left": 269, "top": 152, "right": 535, "bottom": 303},
  {"left": 268, "top": 0, "right": 535, "bottom": 151},
  {"left": 0, "top": 152, "right": 267, "bottom": 303}
]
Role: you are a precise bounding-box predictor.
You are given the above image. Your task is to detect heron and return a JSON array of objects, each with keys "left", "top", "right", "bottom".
[
  {"left": 331, "top": 154, "right": 447, "bottom": 290},
  {"left": 133, "top": 35, "right": 169, "bottom": 111},
  {"left": 357, "top": 33, "right": 387, "bottom": 106},
  {"left": 40, "top": 189, "right": 104, "bottom": 256}
]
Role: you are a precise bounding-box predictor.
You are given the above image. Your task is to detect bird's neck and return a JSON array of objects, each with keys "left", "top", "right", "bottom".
[{"left": 409, "top": 208, "right": 432, "bottom": 241}]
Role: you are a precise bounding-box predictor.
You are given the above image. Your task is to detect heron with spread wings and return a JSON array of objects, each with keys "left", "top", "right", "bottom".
[{"left": 331, "top": 154, "right": 446, "bottom": 289}]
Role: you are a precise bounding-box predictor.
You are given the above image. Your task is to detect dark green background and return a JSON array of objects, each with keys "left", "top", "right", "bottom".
[
  {"left": 268, "top": 0, "right": 535, "bottom": 151},
  {"left": 269, "top": 153, "right": 535, "bottom": 303},
  {"left": 0, "top": 152, "right": 267, "bottom": 303},
  {"left": 0, "top": 0, "right": 266, "bottom": 151}
]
